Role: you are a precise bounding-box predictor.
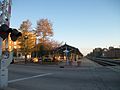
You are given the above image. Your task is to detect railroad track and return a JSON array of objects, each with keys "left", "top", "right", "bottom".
[
  {"left": 88, "top": 57, "right": 120, "bottom": 66},
  {"left": 106, "top": 66, "right": 120, "bottom": 73},
  {"left": 86, "top": 57, "right": 120, "bottom": 73}
]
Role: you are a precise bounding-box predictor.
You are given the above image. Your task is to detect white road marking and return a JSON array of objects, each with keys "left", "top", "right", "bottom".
[{"left": 8, "top": 73, "right": 53, "bottom": 83}]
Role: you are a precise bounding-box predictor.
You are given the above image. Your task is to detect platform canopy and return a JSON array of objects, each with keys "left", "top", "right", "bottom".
[{"left": 54, "top": 43, "right": 83, "bottom": 57}]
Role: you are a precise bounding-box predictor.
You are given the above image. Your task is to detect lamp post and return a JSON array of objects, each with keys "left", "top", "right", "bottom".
[
  {"left": 24, "top": 35, "right": 28, "bottom": 64},
  {"left": 36, "top": 36, "right": 39, "bottom": 58},
  {"left": 32, "top": 30, "right": 38, "bottom": 58},
  {"left": 63, "top": 46, "right": 69, "bottom": 65}
]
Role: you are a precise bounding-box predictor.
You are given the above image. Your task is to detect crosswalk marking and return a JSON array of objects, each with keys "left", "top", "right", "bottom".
[{"left": 8, "top": 73, "right": 53, "bottom": 83}]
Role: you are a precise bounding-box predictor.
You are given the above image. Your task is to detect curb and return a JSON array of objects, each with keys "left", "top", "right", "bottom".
[{"left": 0, "top": 87, "right": 17, "bottom": 90}]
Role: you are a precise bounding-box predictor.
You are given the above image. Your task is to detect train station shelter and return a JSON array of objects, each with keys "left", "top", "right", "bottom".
[{"left": 53, "top": 43, "right": 83, "bottom": 61}]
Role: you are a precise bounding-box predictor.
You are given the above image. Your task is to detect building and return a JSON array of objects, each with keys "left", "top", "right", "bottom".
[
  {"left": 53, "top": 43, "right": 83, "bottom": 61},
  {"left": 93, "top": 48, "right": 103, "bottom": 57},
  {"left": 102, "top": 47, "right": 120, "bottom": 59},
  {"left": 2, "top": 32, "right": 36, "bottom": 58},
  {"left": 2, "top": 35, "right": 14, "bottom": 51},
  {"left": 16, "top": 31, "right": 36, "bottom": 58}
]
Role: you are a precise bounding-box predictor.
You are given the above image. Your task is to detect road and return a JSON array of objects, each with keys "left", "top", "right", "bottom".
[{"left": 6, "top": 58, "right": 120, "bottom": 90}]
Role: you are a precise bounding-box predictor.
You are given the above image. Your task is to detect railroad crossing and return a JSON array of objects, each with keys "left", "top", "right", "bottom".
[{"left": 4, "top": 58, "right": 120, "bottom": 90}]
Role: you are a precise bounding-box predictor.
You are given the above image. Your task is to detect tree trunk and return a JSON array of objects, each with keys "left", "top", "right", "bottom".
[{"left": 25, "top": 54, "right": 27, "bottom": 64}]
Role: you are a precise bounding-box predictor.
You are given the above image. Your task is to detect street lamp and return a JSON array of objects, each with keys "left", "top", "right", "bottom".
[
  {"left": 32, "top": 30, "right": 39, "bottom": 57},
  {"left": 63, "top": 46, "right": 69, "bottom": 65},
  {"left": 24, "top": 35, "right": 28, "bottom": 64}
]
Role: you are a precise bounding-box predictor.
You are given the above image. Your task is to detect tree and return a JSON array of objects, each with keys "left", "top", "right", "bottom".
[
  {"left": 44, "top": 39, "right": 62, "bottom": 51},
  {"left": 37, "top": 39, "right": 62, "bottom": 57},
  {"left": 19, "top": 20, "right": 32, "bottom": 32},
  {"left": 18, "top": 32, "right": 36, "bottom": 55},
  {"left": 36, "top": 19, "right": 53, "bottom": 43},
  {"left": 17, "top": 20, "right": 36, "bottom": 63}
]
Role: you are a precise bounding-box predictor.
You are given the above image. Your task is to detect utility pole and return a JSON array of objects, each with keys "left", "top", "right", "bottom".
[{"left": 0, "top": 0, "right": 12, "bottom": 89}]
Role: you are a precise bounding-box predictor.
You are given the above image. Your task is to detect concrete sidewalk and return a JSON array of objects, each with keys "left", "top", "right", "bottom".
[
  {"left": 12, "top": 58, "right": 102, "bottom": 68},
  {"left": 57, "top": 58, "right": 102, "bottom": 69},
  {"left": 80, "top": 58, "right": 102, "bottom": 67}
]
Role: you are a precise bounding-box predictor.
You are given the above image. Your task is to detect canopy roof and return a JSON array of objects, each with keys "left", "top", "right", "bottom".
[{"left": 54, "top": 43, "right": 83, "bottom": 56}]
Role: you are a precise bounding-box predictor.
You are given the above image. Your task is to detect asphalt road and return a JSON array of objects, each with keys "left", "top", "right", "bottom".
[{"left": 6, "top": 59, "right": 120, "bottom": 90}]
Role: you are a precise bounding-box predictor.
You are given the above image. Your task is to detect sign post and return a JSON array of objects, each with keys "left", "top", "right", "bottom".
[
  {"left": 0, "top": 37, "right": 9, "bottom": 89},
  {"left": 0, "top": 0, "right": 12, "bottom": 89},
  {"left": 63, "top": 46, "right": 69, "bottom": 65},
  {"left": 0, "top": 0, "right": 22, "bottom": 89},
  {"left": 0, "top": 49, "right": 13, "bottom": 89}
]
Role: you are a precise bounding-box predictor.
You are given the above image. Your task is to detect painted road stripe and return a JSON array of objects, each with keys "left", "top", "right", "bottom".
[{"left": 8, "top": 73, "right": 53, "bottom": 83}]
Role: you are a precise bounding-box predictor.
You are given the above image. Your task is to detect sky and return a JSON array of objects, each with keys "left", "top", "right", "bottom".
[{"left": 10, "top": 0, "right": 120, "bottom": 55}]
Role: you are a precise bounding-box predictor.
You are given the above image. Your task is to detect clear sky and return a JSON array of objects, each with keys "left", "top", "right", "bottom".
[{"left": 10, "top": 0, "right": 120, "bottom": 55}]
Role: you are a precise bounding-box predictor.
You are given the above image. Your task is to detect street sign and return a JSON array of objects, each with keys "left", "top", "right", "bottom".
[
  {"left": 63, "top": 50, "right": 69, "bottom": 53},
  {"left": 1, "top": 51, "right": 13, "bottom": 68}
]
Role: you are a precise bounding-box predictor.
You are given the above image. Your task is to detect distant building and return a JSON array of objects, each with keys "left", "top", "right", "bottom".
[
  {"left": 102, "top": 47, "right": 120, "bottom": 59},
  {"left": 16, "top": 31, "right": 36, "bottom": 58},
  {"left": 104, "top": 48, "right": 120, "bottom": 59},
  {"left": 102, "top": 48, "right": 108, "bottom": 57},
  {"left": 93, "top": 48, "right": 103, "bottom": 57},
  {"left": 2, "top": 32, "right": 36, "bottom": 58},
  {"left": 2, "top": 35, "right": 16, "bottom": 51}
]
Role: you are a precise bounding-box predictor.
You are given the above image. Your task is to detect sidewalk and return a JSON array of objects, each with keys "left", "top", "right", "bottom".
[
  {"left": 11, "top": 58, "right": 102, "bottom": 69},
  {"left": 58, "top": 58, "right": 102, "bottom": 68},
  {"left": 80, "top": 58, "right": 102, "bottom": 67}
]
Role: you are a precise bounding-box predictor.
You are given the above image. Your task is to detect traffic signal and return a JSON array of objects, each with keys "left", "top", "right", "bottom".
[
  {"left": 10, "top": 29, "right": 22, "bottom": 41},
  {"left": 0, "top": 24, "right": 22, "bottom": 41},
  {"left": 0, "top": 24, "right": 11, "bottom": 40}
]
